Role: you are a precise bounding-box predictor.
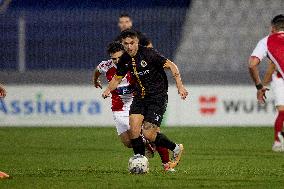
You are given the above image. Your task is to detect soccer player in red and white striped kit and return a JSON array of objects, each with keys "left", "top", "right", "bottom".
[{"left": 249, "top": 14, "right": 284, "bottom": 152}]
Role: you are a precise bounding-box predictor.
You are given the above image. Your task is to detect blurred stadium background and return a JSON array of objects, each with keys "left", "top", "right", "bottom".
[
  {"left": 0, "top": 0, "right": 283, "bottom": 127},
  {"left": 1, "top": 0, "right": 283, "bottom": 84}
]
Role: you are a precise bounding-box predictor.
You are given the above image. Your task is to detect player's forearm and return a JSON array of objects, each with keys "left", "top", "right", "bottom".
[
  {"left": 107, "top": 76, "right": 122, "bottom": 91},
  {"left": 263, "top": 61, "right": 276, "bottom": 86},
  {"left": 93, "top": 69, "right": 101, "bottom": 83},
  {"left": 249, "top": 66, "right": 261, "bottom": 85},
  {"left": 248, "top": 58, "right": 261, "bottom": 85},
  {"left": 168, "top": 61, "right": 184, "bottom": 88}
]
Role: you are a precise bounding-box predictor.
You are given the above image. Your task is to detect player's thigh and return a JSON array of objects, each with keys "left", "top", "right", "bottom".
[
  {"left": 113, "top": 111, "right": 130, "bottom": 136},
  {"left": 271, "top": 75, "right": 284, "bottom": 109},
  {"left": 129, "top": 114, "right": 144, "bottom": 138},
  {"left": 129, "top": 97, "right": 146, "bottom": 138}
]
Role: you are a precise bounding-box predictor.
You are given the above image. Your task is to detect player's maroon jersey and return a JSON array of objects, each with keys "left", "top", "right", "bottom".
[
  {"left": 116, "top": 46, "right": 168, "bottom": 98},
  {"left": 97, "top": 59, "right": 133, "bottom": 111},
  {"left": 267, "top": 32, "right": 284, "bottom": 79}
]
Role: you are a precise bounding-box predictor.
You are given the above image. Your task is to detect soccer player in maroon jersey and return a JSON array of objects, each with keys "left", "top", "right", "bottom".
[
  {"left": 102, "top": 30, "right": 188, "bottom": 169},
  {"left": 117, "top": 14, "right": 173, "bottom": 169},
  {"left": 94, "top": 42, "right": 174, "bottom": 171},
  {"left": 249, "top": 14, "right": 284, "bottom": 152}
]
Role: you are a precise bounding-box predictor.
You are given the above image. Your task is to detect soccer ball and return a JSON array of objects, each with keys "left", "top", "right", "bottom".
[{"left": 128, "top": 154, "right": 149, "bottom": 174}]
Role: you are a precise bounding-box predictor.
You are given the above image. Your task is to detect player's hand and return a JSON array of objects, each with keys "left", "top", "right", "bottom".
[
  {"left": 0, "top": 85, "right": 6, "bottom": 98},
  {"left": 257, "top": 86, "right": 269, "bottom": 104},
  {"left": 178, "top": 85, "right": 188, "bottom": 100},
  {"left": 94, "top": 80, "right": 102, "bottom": 89},
  {"left": 102, "top": 88, "right": 111, "bottom": 99}
]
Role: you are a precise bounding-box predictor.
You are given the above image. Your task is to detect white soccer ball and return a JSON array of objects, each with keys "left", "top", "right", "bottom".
[{"left": 128, "top": 154, "right": 149, "bottom": 174}]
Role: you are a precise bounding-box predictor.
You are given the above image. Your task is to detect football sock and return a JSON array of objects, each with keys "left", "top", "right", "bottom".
[
  {"left": 156, "top": 146, "right": 170, "bottom": 163},
  {"left": 274, "top": 111, "right": 284, "bottom": 142},
  {"left": 154, "top": 133, "right": 176, "bottom": 151},
  {"left": 131, "top": 136, "right": 145, "bottom": 156}
]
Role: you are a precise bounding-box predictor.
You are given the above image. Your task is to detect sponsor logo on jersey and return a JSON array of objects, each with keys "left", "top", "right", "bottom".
[
  {"left": 132, "top": 69, "right": 150, "bottom": 76},
  {"left": 140, "top": 60, "right": 147, "bottom": 67}
]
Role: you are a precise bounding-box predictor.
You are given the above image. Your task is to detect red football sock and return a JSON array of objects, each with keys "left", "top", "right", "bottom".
[
  {"left": 274, "top": 111, "right": 284, "bottom": 142},
  {"left": 156, "top": 146, "right": 170, "bottom": 164}
]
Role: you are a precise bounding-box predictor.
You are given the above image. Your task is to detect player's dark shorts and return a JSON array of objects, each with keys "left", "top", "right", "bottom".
[{"left": 129, "top": 94, "right": 168, "bottom": 126}]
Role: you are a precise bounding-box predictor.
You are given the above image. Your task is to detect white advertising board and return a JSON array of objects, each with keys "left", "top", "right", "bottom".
[
  {"left": 0, "top": 85, "right": 113, "bottom": 126},
  {"left": 166, "top": 85, "right": 276, "bottom": 126},
  {"left": 0, "top": 85, "right": 277, "bottom": 126}
]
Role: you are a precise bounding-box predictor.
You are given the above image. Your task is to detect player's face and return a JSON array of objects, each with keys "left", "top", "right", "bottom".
[
  {"left": 110, "top": 51, "right": 124, "bottom": 64},
  {"left": 122, "top": 37, "right": 139, "bottom": 57},
  {"left": 118, "top": 17, "right": 133, "bottom": 31}
]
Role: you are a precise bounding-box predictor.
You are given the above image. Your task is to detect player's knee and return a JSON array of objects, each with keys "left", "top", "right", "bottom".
[
  {"left": 143, "top": 131, "right": 157, "bottom": 142},
  {"left": 130, "top": 125, "right": 141, "bottom": 133},
  {"left": 129, "top": 126, "right": 141, "bottom": 138},
  {"left": 143, "top": 122, "right": 158, "bottom": 130}
]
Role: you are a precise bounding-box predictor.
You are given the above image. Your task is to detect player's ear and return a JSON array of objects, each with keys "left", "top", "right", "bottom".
[
  {"left": 135, "top": 37, "right": 139, "bottom": 44},
  {"left": 271, "top": 26, "right": 276, "bottom": 33}
]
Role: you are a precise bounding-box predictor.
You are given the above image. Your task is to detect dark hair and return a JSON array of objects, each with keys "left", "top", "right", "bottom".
[
  {"left": 107, "top": 42, "right": 124, "bottom": 54},
  {"left": 119, "top": 13, "right": 131, "bottom": 19},
  {"left": 271, "top": 14, "right": 284, "bottom": 30},
  {"left": 119, "top": 29, "right": 138, "bottom": 40}
]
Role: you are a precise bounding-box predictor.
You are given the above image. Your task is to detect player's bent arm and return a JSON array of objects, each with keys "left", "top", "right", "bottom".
[
  {"left": 164, "top": 60, "right": 183, "bottom": 87},
  {"left": 93, "top": 69, "right": 102, "bottom": 88},
  {"left": 102, "top": 75, "right": 123, "bottom": 99},
  {"left": 248, "top": 56, "right": 262, "bottom": 87},
  {"left": 164, "top": 60, "right": 188, "bottom": 99},
  {"left": 263, "top": 60, "right": 276, "bottom": 86}
]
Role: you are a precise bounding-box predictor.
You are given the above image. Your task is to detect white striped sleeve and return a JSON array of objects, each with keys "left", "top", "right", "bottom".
[{"left": 251, "top": 36, "right": 268, "bottom": 61}]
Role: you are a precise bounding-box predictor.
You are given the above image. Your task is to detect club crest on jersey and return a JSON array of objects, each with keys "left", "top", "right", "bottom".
[{"left": 140, "top": 60, "right": 147, "bottom": 67}]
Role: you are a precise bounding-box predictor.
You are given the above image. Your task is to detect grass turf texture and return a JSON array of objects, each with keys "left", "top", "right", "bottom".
[{"left": 0, "top": 127, "right": 283, "bottom": 189}]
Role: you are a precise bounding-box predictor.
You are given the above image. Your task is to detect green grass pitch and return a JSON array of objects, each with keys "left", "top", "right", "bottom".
[{"left": 0, "top": 127, "right": 284, "bottom": 189}]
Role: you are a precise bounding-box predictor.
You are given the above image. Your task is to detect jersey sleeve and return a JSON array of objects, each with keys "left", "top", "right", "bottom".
[
  {"left": 147, "top": 48, "right": 167, "bottom": 68},
  {"left": 251, "top": 36, "right": 268, "bottom": 61},
  {"left": 116, "top": 53, "right": 129, "bottom": 78},
  {"left": 96, "top": 61, "right": 107, "bottom": 74}
]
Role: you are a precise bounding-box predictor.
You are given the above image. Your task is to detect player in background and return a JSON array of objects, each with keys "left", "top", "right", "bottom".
[
  {"left": 94, "top": 42, "right": 132, "bottom": 148},
  {"left": 248, "top": 14, "right": 284, "bottom": 152},
  {"left": 116, "top": 13, "right": 153, "bottom": 48},
  {"left": 0, "top": 84, "right": 6, "bottom": 98},
  {"left": 93, "top": 42, "right": 174, "bottom": 171},
  {"left": 102, "top": 30, "right": 188, "bottom": 169}
]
